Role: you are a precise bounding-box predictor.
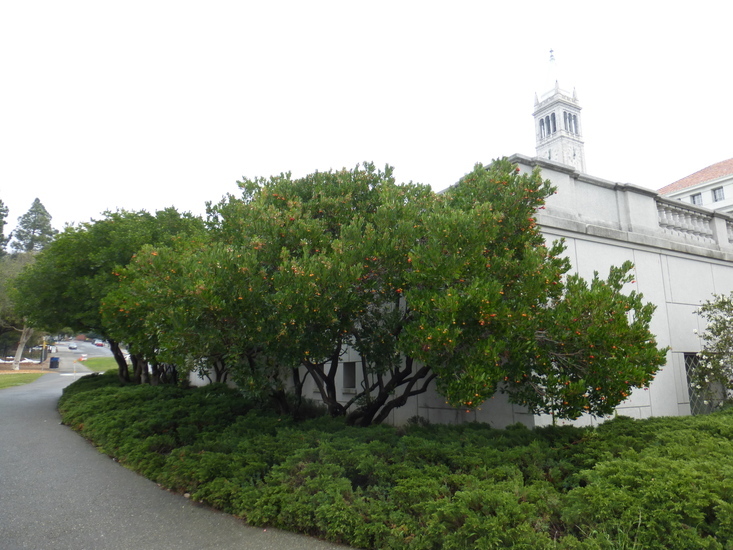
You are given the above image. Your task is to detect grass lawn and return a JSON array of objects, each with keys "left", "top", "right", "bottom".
[
  {"left": 82, "top": 357, "right": 118, "bottom": 372},
  {"left": 0, "top": 373, "right": 45, "bottom": 389}
]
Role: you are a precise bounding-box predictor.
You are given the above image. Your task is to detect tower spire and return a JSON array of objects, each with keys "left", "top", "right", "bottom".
[
  {"left": 532, "top": 51, "right": 586, "bottom": 172},
  {"left": 544, "top": 48, "right": 560, "bottom": 95}
]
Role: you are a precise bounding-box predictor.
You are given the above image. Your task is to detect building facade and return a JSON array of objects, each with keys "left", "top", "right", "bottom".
[{"left": 659, "top": 159, "right": 733, "bottom": 215}]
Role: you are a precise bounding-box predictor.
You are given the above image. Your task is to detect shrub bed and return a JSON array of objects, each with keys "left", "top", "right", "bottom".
[{"left": 59, "top": 373, "right": 733, "bottom": 549}]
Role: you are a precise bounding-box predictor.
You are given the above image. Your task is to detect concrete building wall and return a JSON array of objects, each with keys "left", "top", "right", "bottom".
[{"left": 511, "top": 154, "right": 733, "bottom": 427}]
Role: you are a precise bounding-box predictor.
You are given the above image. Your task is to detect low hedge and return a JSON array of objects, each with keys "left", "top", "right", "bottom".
[{"left": 59, "top": 372, "right": 733, "bottom": 549}]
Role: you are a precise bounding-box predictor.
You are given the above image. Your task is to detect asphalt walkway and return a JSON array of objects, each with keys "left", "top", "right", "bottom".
[{"left": 0, "top": 352, "right": 348, "bottom": 550}]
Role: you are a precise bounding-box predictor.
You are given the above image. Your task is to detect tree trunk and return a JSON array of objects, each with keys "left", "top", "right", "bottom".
[
  {"left": 212, "top": 359, "right": 228, "bottom": 383},
  {"left": 371, "top": 369, "right": 436, "bottom": 425},
  {"left": 152, "top": 363, "right": 177, "bottom": 385},
  {"left": 289, "top": 367, "right": 307, "bottom": 417},
  {"left": 305, "top": 357, "right": 346, "bottom": 417},
  {"left": 130, "top": 354, "right": 148, "bottom": 384},
  {"left": 346, "top": 360, "right": 436, "bottom": 426},
  {"left": 150, "top": 363, "right": 161, "bottom": 386},
  {"left": 269, "top": 388, "right": 291, "bottom": 415},
  {"left": 11, "top": 325, "right": 33, "bottom": 371},
  {"left": 108, "top": 339, "right": 130, "bottom": 383}
]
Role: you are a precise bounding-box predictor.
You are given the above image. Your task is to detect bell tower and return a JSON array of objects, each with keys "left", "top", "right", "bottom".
[{"left": 533, "top": 51, "right": 586, "bottom": 172}]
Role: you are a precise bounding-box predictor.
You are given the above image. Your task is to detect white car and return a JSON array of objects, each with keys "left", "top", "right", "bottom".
[{"left": 68, "top": 342, "right": 78, "bottom": 350}]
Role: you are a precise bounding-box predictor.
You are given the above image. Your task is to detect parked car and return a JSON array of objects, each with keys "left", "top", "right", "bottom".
[
  {"left": 93, "top": 340, "right": 104, "bottom": 347},
  {"left": 68, "top": 342, "right": 78, "bottom": 350}
]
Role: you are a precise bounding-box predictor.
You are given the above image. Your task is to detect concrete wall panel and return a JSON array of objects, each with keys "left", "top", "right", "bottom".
[{"left": 666, "top": 256, "right": 716, "bottom": 305}]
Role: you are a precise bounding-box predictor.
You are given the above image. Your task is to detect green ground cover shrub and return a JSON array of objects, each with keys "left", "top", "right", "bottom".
[{"left": 58, "top": 375, "right": 733, "bottom": 549}]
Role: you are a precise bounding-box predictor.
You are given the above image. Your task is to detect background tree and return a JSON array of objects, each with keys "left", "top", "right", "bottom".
[
  {"left": 11, "top": 198, "right": 58, "bottom": 252},
  {"left": 13, "top": 209, "right": 204, "bottom": 381},
  {"left": 0, "top": 253, "right": 36, "bottom": 369},
  {"left": 694, "top": 292, "right": 733, "bottom": 408},
  {"left": 0, "top": 198, "right": 9, "bottom": 255}
]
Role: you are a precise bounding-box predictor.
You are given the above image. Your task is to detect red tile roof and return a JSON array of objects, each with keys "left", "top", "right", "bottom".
[{"left": 659, "top": 158, "right": 733, "bottom": 195}]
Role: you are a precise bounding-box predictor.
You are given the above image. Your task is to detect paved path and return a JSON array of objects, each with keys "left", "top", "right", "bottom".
[{"left": 0, "top": 352, "right": 349, "bottom": 550}]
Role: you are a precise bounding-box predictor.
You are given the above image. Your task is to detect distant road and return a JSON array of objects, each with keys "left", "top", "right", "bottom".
[
  {"left": 0, "top": 350, "right": 348, "bottom": 550},
  {"left": 60, "top": 339, "right": 114, "bottom": 359}
]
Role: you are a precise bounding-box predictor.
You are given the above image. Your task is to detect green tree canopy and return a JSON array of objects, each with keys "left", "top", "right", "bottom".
[
  {"left": 13, "top": 160, "right": 667, "bottom": 425},
  {"left": 11, "top": 198, "right": 58, "bottom": 252},
  {"left": 193, "top": 159, "right": 666, "bottom": 424},
  {"left": 13, "top": 208, "right": 205, "bottom": 381}
]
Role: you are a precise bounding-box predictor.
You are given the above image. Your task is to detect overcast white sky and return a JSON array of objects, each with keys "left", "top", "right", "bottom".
[{"left": 2, "top": 1, "right": 732, "bottom": 234}]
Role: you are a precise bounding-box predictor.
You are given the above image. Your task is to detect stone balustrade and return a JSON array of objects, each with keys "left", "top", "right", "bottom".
[
  {"left": 508, "top": 153, "right": 733, "bottom": 257},
  {"left": 656, "top": 200, "right": 715, "bottom": 242}
]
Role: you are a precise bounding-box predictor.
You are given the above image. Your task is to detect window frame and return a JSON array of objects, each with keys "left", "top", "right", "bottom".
[{"left": 342, "top": 361, "right": 356, "bottom": 393}]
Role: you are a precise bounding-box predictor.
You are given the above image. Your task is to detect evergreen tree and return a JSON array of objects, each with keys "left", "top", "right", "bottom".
[
  {"left": 11, "top": 198, "right": 58, "bottom": 252},
  {"left": 0, "top": 199, "right": 8, "bottom": 255}
]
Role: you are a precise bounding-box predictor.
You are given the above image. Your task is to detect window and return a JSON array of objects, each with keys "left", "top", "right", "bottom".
[
  {"left": 690, "top": 193, "right": 703, "bottom": 206},
  {"left": 563, "top": 111, "right": 579, "bottom": 134},
  {"left": 342, "top": 361, "right": 356, "bottom": 393},
  {"left": 713, "top": 187, "right": 725, "bottom": 202},
  {"left": 684, "top": 353, "right": 723, "bottom": 415}
]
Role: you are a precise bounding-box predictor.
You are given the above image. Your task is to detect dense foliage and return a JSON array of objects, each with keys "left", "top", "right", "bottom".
[
  {"left": 15, "top": 160, "right": 666, "bottom": 424},
  {"left": 102, "top": 160, "right": 665, "bottom": 424},
  {"left": 60, "top": 374, "right": 733, "bottom": 549}
]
